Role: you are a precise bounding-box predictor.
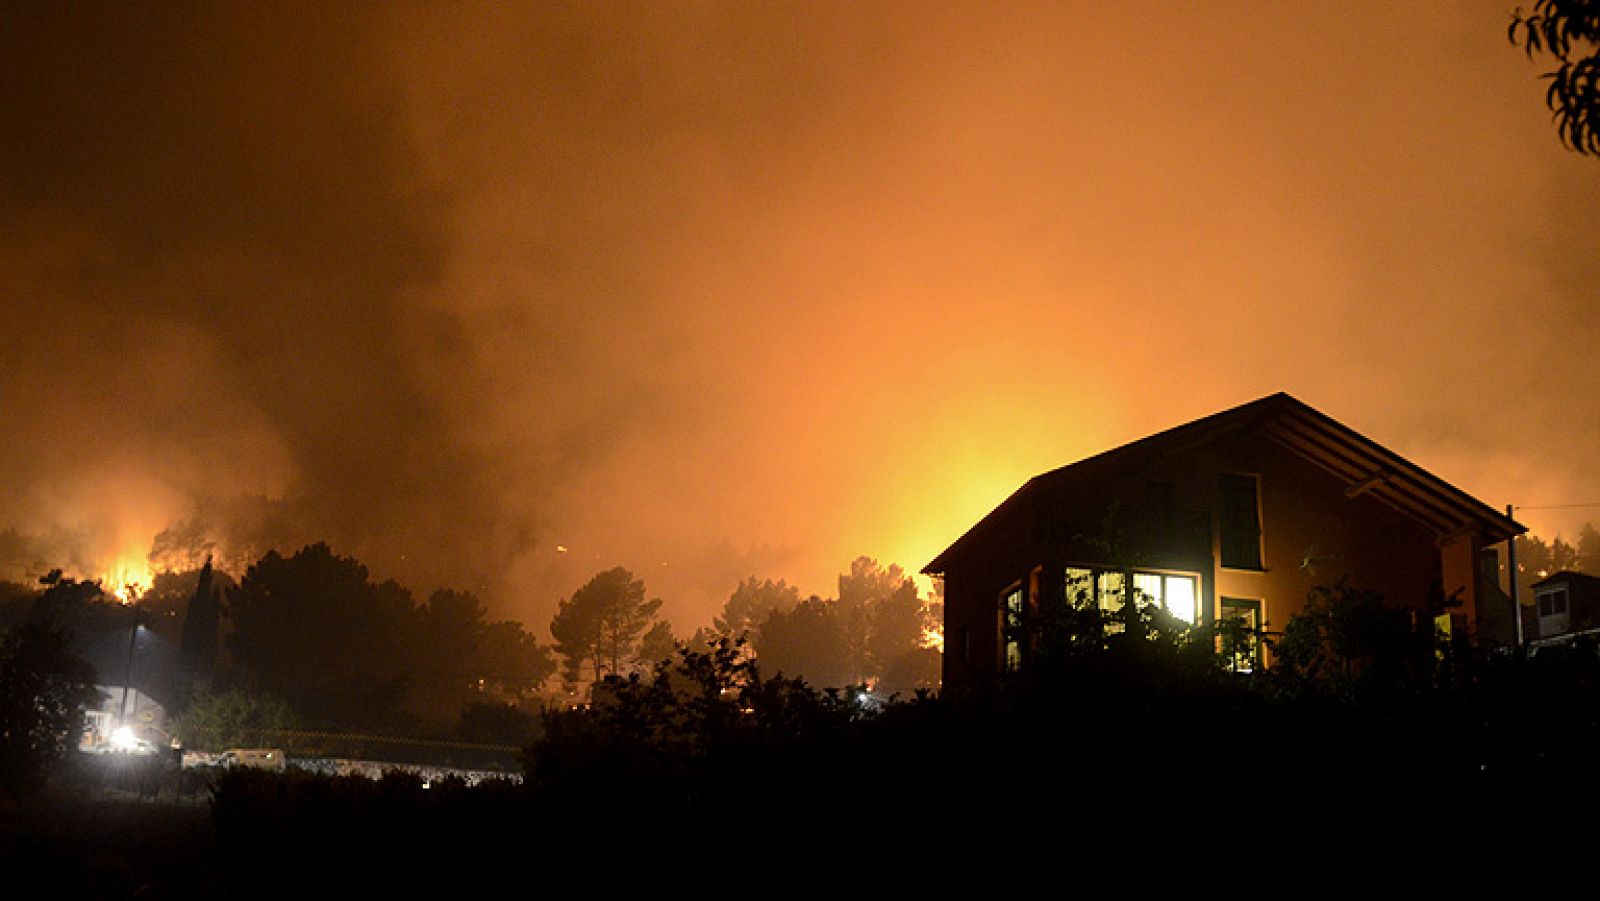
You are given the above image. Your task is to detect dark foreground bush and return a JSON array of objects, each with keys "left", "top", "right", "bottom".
[{"left": 210, "top": 632, "right": 1600, "bottom": 880}]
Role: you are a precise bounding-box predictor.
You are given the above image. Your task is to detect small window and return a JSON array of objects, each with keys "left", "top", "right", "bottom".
[
  {"left": 1219, "top": 473, "right": 1263, "bottom": 570},
  {"left": 1065, "top": 567, "right": 1095, "bottom": 606},
  {"left": 1002, "top": 584, "right": 1024, "bottom": 672},
  {"left": 1219, "top": 597, "right": 1262, "bottom": 672},
  {"left": 1096, "top": 571, "right": 1126, "bottom": 613},
  {"left": 1539, "top": 588, "right": 1569, "bottom": 617}
]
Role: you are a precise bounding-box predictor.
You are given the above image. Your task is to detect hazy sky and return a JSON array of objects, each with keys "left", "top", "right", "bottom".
[{"left": 2, "top": 2, "right": 1596, "bottom": 631}]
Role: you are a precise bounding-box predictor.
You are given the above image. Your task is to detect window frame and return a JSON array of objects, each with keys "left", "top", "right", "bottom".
[
  {"left": 1538, "top": 587, "right": 1570, "bottom": 618},
  {"left": 1218, "top": 596, "right": 1263, "bottom": 673},
  {"left": 1065, "top": 563, "right": 1205, "bottom": 626},
  {"left": 1000, "top": 581, "right": 1025, "bottom": 673},
  {"left": 1218, "top": 472, "right": 1265, "bottom": 571}
]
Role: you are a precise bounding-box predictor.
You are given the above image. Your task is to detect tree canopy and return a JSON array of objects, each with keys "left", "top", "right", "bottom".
[
  {"left": 753, "top": 596, "right": 852, "bottom": 688},
  {"left": 224, "top": 544, "right": 555, "bottom": 730},
  {"left": 226, "top": 543, "right": 416, "bottom": 727},
  {"left": 0, "top": 613, "right": 100, "bottom": 793},
  {"left": 712, "top": 576, "right": 799, "bottom": 639},
  {"left": 549, "top": 567, "right": 663, "bottom": 687}
]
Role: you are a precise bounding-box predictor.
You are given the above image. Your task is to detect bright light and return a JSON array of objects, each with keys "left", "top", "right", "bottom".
[
  {"left": 1166, "top": 576, "right": 1198, "bottom": 625},
  {"left": 110, "top": 725, "right": 139, "bottom": 752}
]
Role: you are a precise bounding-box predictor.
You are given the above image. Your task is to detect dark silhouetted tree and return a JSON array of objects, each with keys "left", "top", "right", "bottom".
[
  {"left": 414, "top": 588, "right": 488, "bottom": 701},
  {"left": 713, "top": 576, "right": 800, "bottom": 639},
  {"left": 172, "top": 557, "right": 222, "bottom": 710},
  {"left": 836, "top": 557, "right": 937, "bottom": 685},
  {"left": 0, "top": 615, "right": 100, "bottom": 793},
  {"left": 549, "top": 567, "right": 663, "bottom": 687},
  {"left": 1270, "top": 580, "right": 1433, "bottom": 693},
  {"left": 1578, "top": 522, "right": 1600, "bottom": 575},
  {"left": 867, "top": 578, "right": 929, "bottom": 677},
  {"left": 1552, "top": 533, "right": 1581, "bottom": 572},
  {"left": 225, "top": 543, "right": 414, "bottom": 728},
  {"left": 636, "top": 620, "right": 677, "bottom": 670},
  {"left": 1511, "top": 1, "right": 1600, "bottom": 155},
  {"left": 458, "top": 701, "right": 540, "bottom": 746},
  {"left": 754, "top": 596, "right": 852, "bottom": 688},
  {"left": 836, "top": 557, "right": 896, "bottom": 678},
  {"left": 878, "top": 646, "right": 941, "bottom": 696},
  {"left": 478, "top": 620, "right": 556, "bottom": 696}
]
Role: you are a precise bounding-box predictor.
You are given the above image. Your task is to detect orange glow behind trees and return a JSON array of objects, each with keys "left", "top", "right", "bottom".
[{"left": 2, "top": 4, "right": 1598, "bottom": 635}]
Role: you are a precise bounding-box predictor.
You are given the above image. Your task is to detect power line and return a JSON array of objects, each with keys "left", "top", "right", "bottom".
[{"left": 1513, "top": 503, "right": 1600, "bottom": 511}]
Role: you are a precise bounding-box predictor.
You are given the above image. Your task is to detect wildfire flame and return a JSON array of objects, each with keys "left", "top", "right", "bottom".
[{"left": 102, "top": 553, "right": 153, "bottom": 604}]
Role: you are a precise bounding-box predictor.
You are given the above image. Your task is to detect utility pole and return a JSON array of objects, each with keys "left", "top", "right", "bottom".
[
  {"left": 1507, "top": 503, "right": 1524, "bottom": 651},
  {"left": 119, "top": 620, "right": 140, "bottom": 729}
]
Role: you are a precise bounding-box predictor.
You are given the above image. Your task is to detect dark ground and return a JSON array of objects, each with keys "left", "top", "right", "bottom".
[{"left": 0, "top": 791, "right": 216, "bottom": 899}]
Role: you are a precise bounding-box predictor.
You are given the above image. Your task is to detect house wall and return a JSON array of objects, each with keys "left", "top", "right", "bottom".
[
  {"left": 941, "top": 502, "right": 1038, "bottom": 688},
  {"left": 939, "top": 430, "right": 1476, "bottom": 688},
  {"left": 1192, "top": 434, "right": 1444, "bottom": 634}
]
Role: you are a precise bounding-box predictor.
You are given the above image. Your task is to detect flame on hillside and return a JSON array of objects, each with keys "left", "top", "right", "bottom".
[{"left": 102, "top": 552, "right": 153, "bottom": 604}]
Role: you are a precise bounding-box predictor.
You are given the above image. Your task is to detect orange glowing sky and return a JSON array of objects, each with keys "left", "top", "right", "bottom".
[{"left": 2, "top": 3, "right": 1597, "bottom": 632}]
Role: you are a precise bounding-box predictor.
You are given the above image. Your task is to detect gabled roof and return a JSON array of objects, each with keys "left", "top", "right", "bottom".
[
  {"left": 923, "top": 392, "right": 1525, "bottom": 574},
  {"left": 1532, "top": 570, "right": 1600, "bottom": 592}
]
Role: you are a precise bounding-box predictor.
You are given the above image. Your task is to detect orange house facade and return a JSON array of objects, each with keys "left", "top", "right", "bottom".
[{"left": 924, "top": 394, "right": 1524, "bottom": 689}]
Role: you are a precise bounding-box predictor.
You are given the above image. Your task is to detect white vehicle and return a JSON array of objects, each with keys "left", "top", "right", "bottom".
[{"left": 215, "top": 748, "right": 288, "bottom": 772}]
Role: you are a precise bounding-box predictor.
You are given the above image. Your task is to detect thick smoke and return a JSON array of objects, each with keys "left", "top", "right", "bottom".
[{"left": 3, "top": 3, "right": 1598, "bottom": 631}]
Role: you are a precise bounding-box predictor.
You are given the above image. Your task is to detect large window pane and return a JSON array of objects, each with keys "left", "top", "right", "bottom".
[
  {"left": 1065, "top": 567, "right": 1095, "bottom": 606},
  {"left": 1131, "top": 572, "right": 1164, "bottom": 607},
  {"left": 1096, "top": 572, "right": 1125, "bottom": 612},
  {"left": 1219, "top": 473, "right": 1262, "bottom": 570},
  {"left": 1165, "top": 575, "right": 1197, "bottom": 624}
]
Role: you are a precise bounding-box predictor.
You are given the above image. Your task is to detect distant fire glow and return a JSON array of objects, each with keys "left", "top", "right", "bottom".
[
  {"left": 0, "top": 3, "right": 1596, "bottom": 640},
  {"left": 103, "top": 554, "right": 152, "bottom": 604}
]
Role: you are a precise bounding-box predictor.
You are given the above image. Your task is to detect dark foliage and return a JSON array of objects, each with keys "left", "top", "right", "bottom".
[
  {"left": 456, "top": 700, "right": 540, "bottom": 746},
  {"left": 1512, "top": 0, "right": 1600, "bottom": 155},
  {"left": 527, "top": 637, "right": 876, "bottom": 827},
  {"left": 174, "top": 686, "right": 295, "bottom": 751},
  {"left": 549, "top": 566, "right": 663, "bottom": 685},
  {"left": 224, "top": 543, "right": 554, "bottom": 731},
  {"left": 0, "top": 614, "right": 100, "bottom": 795},
  {"left": 205, "top": 581, "right": 1600, "bottom": 873},
  {"left": 751, "top": 595, "right": 852, "bottom": 688},
  {"left": 226, "top": 543, "right": 415, "bottom": 728}
]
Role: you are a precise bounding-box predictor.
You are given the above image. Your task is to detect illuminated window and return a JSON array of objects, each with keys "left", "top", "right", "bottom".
[
  {"left": 1219, "top": 473, "right": 1263, "bottom": 570},
  {"left": 1096, "top": 571, "right": 1126, "bottom": 634},
  {"left": 1219, "top": 597, "right": 1261, "bottom": 672},
  {"left": 1096, "top": 571, "right": 1126, "bottom": 613},
  {"left": 1132, "top": 572, "right": 1199, "bottom": 624},
  {"left": 1002, "top": 584, "right": 1024, "bottom": 672},
  {"left": 1164, "top": 576, "right": 1197, "bottom": 624},
  {"left": 1065, "top": 567, "right": 1095, "bottom": 606},
  {"left": 1065, "top": 566, "right": 1201, "bottom": 626}
]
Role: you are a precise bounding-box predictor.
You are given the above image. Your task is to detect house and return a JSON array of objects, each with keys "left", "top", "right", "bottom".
[
  {"left": 80, "top": 684, "right": 169, "bottom": 754},
  {"left": 923, "top": 393, "right": 1524, "bottom": 689},
  {"left": 1528, "top": 570, "right": 1600, "bottom": 650}
]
